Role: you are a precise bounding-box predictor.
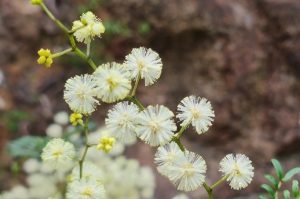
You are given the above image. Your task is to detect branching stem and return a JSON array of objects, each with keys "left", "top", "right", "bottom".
[{"left": 39, "top": 2, "right": 97, "bottom": 70}]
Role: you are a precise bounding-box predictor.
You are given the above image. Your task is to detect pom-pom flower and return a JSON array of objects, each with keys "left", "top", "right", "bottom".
[
  {"left": 72, "top": 11, "right": 105, "bottom": 44},
  {"left": 37, "top": 48, "right": 53, "bottom": 68},
  {"left": 96, "top": 136, "right": 116, "bottom": 153},
  {"left": 93, "top": 63, "right": 131, "bottom": 103},
  {"left": 219, "top": 154, "right": 254, "bottom": 190},
  {"left": 64, "top": 74, "right": 99, "bottom": 115},
  {"left": 136, "top": 105, "right": 176, "bottom": 146},
  {"left": 154, "top": 142, "right": 184, "bottom": 176},
  {"left": 168, "top": 151, "right": 207, "bottom": 192},
  {"left": 105, "top": 102, "right": 139, "bottom": 143},
  {"left": 177, "top": 96, "right": 215, "bottom": 134},
  {"left": 124, "top": 47, "right": 162, "bottom": 86},
  {"left": 66, "top": 179, "right": 105, "bottom": 199},
  {"left": 41, "top": 138, "right": 76, "bottom": 170}
]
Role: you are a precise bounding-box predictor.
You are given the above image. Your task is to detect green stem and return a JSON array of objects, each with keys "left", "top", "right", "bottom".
[
  {"left": 39, "top": 2, "right": 97, "bottom": 70},
  {"left": 73, "top": 47, "right": 97, "bottom": 70},
  {"left": 86, "top": 41, "right": 91, "bottom": 57},
  {"left": 40, "top": 3, "right": 69, "bottom": 33},
  {"left": 173, "top": 138, "right": 185, "bottom": 151},
  {"left": 79, "top": 117, "right": 90, "bottom": 178},
  {"left": 176, "top": 124, "right": 189, "bottom": 139},
  {"left": 131, "top": 73, "right": 141, "bottom": 96},
  {"left": 211, "top": 175, "right": 228, "bottom": 189},
  {"left": 127, "top": 96, "right": 145, "bottom": 111},
  {"left": 203, "top": 183, "right": 214, "bottom": 199},
  {"left": 51, "top": 48, "right": 72, "bottom": 58},
  {"left": 275, "top": 181, "right": 282, "bottom": 199}
]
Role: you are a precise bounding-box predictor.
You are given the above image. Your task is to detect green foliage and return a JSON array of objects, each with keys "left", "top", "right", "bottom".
[
  {"left": 3, "top": 110, "right": 31, "bottom": 133},
  {"left": 272, "top": 159, "right": 284, "bottom": 180},
  {"left": 260, "top": 159, "right": 300, "bottom": 199},
  {"left": 293, "top": 180, "right": 300, "bottom": 199},
  {"left": 103, "top": 20, "right": 131, "bottom": 37},
  {"left": 78, "top": 0, "right": 105, "bottom": 13},
  {"left": 283, "top": 168, "right": 300, "bottom": 182},
  {"left": 8, "top": 136, "right": 49, "bottom": 158},
  {"left": 138, "top": 21, "right": 151, "bottom": 35}
]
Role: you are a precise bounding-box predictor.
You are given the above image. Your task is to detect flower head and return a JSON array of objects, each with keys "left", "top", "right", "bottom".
[
  {"left": 124, "top": 47, "right": 162, "bottom": 86},
  {"left": 37, "top": 48, "right": 53, "bottom": 68},
  {"left": 96, "top": 136, "right": 116, "bottom": 153},
  {"left": 105, "top": 102, "right": 139, "bottom": 144},
  {"left": 136, "top": 105, "right": 176, "bottom": 146},
  {"left": 219, "top": 154, "right": 254, "bottom": 190},
  {"left": 154, "top": 142, "right": 184, "bottom": 176},
  {"left": 41, "top": 138, "right": 76, "bottom": 170},
  {"left": 93, "top": 63, "right": 131, "bottom": 103},
  {"left": 72, "top": 11, "right": 105, "bottom": 44},
  {"left": 66, "top": 179, "right": 105, "bottom": 199},
  {"left": 168, "top": 151, "right": 207, "bottom": 191},
  {"left": 70, "top": 113, "right": 84, "bottom": 126},
  {"left": 64, "top": 74, "right": 99, "bottom": 115},
  {"left": 177, "top": 96, "right": 215, "bottom": 134}
]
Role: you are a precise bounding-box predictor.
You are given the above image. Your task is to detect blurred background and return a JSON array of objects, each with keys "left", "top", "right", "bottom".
[{"left": 0, "top": 0, "right": 300, "bottom": 198}]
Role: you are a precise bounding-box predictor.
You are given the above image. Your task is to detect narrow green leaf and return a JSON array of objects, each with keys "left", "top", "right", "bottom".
[
  {"left": 292, "top": 180, "right": 299, "bottom": 198},
  {"left": 259, "top": 195, "right": 269, "bottom": 199},
  {"left": 261, "top": 184, "right": 275, "bottom": 196},
  {"left": 283, "top": 190, "right": 290, "bottom": 199},
  {"left": 271, "top": 159, "right": 284, "bottom": 180},
  {"left": 282, "top": 167, "right": 300, "bottom": 182},
  {"left": 265, "top": 174, "right": 278, "bottom": 187}
]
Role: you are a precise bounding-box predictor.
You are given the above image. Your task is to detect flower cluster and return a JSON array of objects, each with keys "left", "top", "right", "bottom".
[
  {"left": 0, "top": 114, "right": 155, "bottom": 199},
  {"left": 63, "top": 46, "right": 162, "bottom": 115},
  {"left": 17, "top": 2, "right": 256, "bottom": 198},
  {"left": 37, "top": 48, "right": 53, "bottom": 68},
  {"left": 72, "top": 11, "right": 105, "bottom": 44}
]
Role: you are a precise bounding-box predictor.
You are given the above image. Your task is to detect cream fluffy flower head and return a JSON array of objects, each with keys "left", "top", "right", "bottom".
[
  {"left": 72, "top": 11, "right": 105, "bottom": 44},
  {"left": 168, "top": 151, "right": 207, "bottom": 192},
  {"left": 219, "top": 154, "right": 254, "bottom": 190},
  {"left": 124, "top": 47, "right": 163, "bottom": 86},
  {"left": 64, "top": 74, "right": 99, "bottom": 115},
  {"left": 177, "top": 95, "right": 215, "bottom": 134},
  {"left": 154, "top": 142, "right": 184, "bottom": 176},
  {"left": 66, "top": 179, "right": 105, "bottom": 199},
  {"left": 105, "top": 102, "right": 139, "bottom": 143},
  {"left": 41, "top": 138, "right": 76, "bottom": 170},
  {"left": 94, "top": 62, "right": 131, "bottom": 103},
  {"left": 136, "top": 105, "right": 177, "bottom": 146}
]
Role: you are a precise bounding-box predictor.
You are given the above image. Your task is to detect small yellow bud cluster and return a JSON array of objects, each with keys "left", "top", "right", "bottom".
[
  {"left": 30, "top": 0, "right": 42, "bottom": 5},
  {"left": 70, "top": 113, "right": 83, "bottom": 126},
  {"left": 37, "top": 48, "right": 53, "bottom": 68},
  {"left": 96, "top": 137, "right": 116, "bottom": 153}
]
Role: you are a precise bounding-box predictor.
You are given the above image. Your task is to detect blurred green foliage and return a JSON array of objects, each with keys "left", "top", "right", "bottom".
[
  {"left": 78, "top": 0, "right": 105, "bottom": 13},
  {"left": 3, "top": 110, "right": 31, "bottom": 133},
  {"left": 104, "top": 20, "right": 131, "bottom": 37},
  {"left": 8, "top": 136, "right": 49, "bottom": 158},
  {"left": 138, "top": 21, "right": 151, "bottom": 36}
]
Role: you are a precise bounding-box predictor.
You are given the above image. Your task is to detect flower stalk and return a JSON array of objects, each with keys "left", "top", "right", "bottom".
[{"left": 79, "top": 117, "right": 90, "bottom": 178}]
